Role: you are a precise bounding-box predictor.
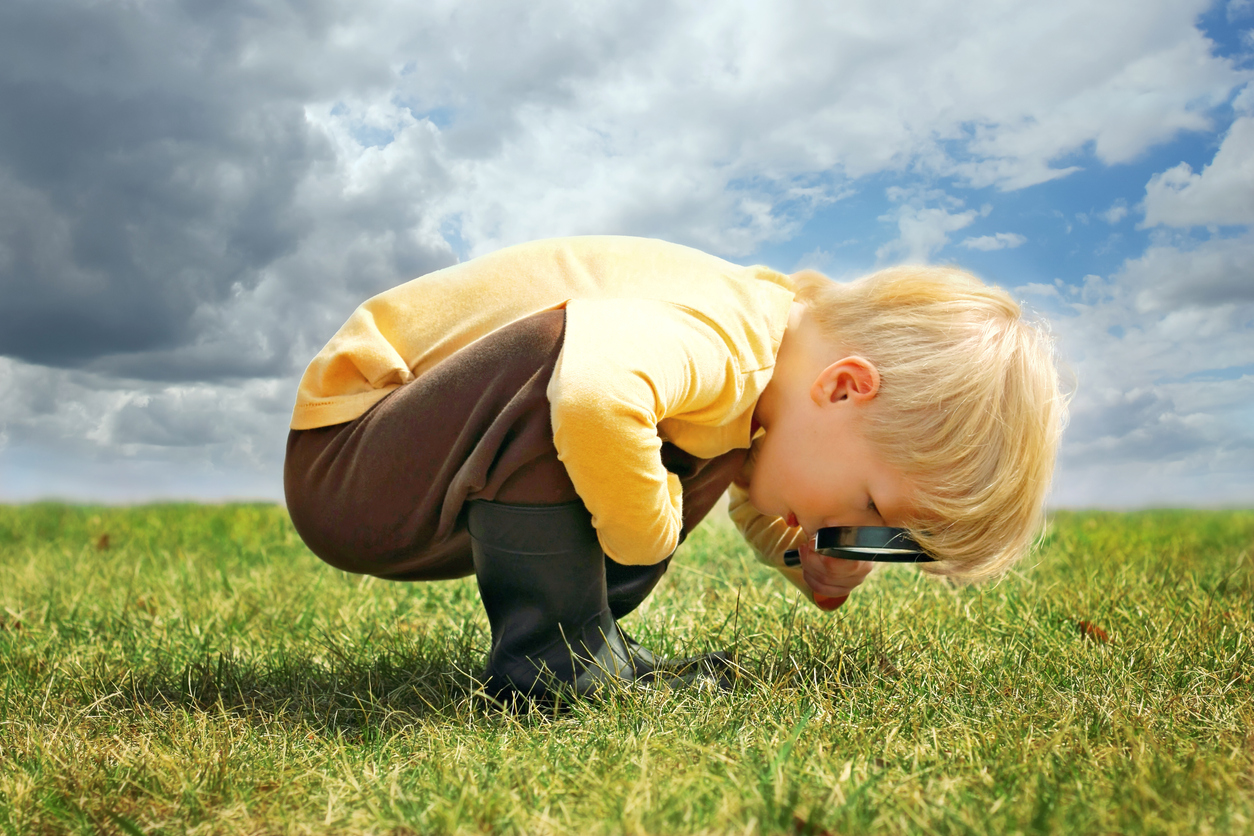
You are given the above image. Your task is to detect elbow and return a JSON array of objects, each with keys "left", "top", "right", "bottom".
[{"left": 598, "top": 523, "right": 681, "bottom": 566}]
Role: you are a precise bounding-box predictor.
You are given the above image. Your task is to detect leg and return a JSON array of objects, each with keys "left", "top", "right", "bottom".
[
  {"left": 468, "top": 438, "right": 746, "bottom": 698},
  {"left": 599, "top": 443, "right": 747, "bottom": 684},
  {"left": 468, "top": 499, "right": 638, "bottom": 698},
  {"left": 283, "top": 308, "right": 742, "bottom": 697},
  {"left": 283, "top": 308, "right": 574, "bottom": 581}
]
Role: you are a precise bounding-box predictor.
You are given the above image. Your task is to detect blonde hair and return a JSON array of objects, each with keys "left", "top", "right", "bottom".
[{"left": 791, "top": 265, "right": 1068, "bottom": 583}]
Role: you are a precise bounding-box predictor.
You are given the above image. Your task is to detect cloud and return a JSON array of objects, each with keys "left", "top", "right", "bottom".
[
  {"left": 1142, "top": 115, "right": 1254, "bottom": 228},
  {"left": 1123, "top": 235, "right": 1254, "bottom": 310},
  {"left": 0, "top": 355, "right": 293, "bottom": 501},
  {"left": 1032, "top": 230, "right": 1254, "bottom": 507},
  {"left": 1053, "top": 371, "right": 1254, "bottom": 507},
  {"left": 0, "top": 0, "right": 1251, "bottom": 502},
  {"left": 2, "top": 0, "right": 1246, "bottom": 374},
  {"left": 0, "top": 1, "right": 459, "bottom": 380},
  {"left": 875, "top": 189, "right": 988, "bottom": 262},
  {"left": 791, "top": 247, "right": 836, "bottom": 273},
  {"left": 1102, "top": 200, "right": 1129, "bottom": 224},
  {"left": 961, "top": 232, "right": 1027, "bottom": 251}
]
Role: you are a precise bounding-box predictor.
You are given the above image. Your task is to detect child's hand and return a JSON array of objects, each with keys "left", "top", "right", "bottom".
[{"left": 796, "top": 537, "right": 874, "bottom": 611}]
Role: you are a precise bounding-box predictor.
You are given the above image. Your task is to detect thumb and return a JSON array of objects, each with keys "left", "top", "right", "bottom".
[{"left": 815, "top": 594, "right": 849, "bottom": 611}]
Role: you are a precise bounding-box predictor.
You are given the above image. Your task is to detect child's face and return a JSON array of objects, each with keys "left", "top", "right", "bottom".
[{"left": 747, "top": 364, "right": 917, "bottom": 536}]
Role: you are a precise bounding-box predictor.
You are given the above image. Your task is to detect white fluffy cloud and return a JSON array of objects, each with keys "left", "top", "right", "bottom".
[
  {"left": 1142, "top": 114, "right": 1254, "bottom": 228},
  {"left": 263, "top": 0, "right": 1248, "bottom": 262},
  {"left": 1102, "top": 200, "right": 1129, "bottom": 224},
  {"left": 875, "top": 196, "right": 984, "bottom": 263},
  {"left": 1014, "top": 68, "right": 1254, "bottom": 507}
]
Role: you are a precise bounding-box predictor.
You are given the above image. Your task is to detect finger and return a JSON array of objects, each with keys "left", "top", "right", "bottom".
[
  {"left": 825, "top": 557, "right": 873, "bottom": 578},
  {"left": 803, "top": 563, "right": 875, "bottom": 599},
  {"left": 818, "top": 558, "right": 874, "bottom": 588},
  {"left": 802, "top": 555, "right": 872, "bottom": 588},
  {"left": 803, "top": 577, "right": 859, "bottom": 599},
  {"left": 800, "top": 564, "right": 859, "bottom": 597},
  {"left": 815, "top": 594, "right": 849, "bottom": 612}
]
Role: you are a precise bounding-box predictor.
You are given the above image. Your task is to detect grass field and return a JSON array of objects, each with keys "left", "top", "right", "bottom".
[{"left": 0, "top": 503, "right": 1251, "bottom": 835}]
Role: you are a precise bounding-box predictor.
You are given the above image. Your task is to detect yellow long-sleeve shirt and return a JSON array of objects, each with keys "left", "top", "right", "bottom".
[{"left": 291, "top": 236, "right": 811, "bottom": 586}]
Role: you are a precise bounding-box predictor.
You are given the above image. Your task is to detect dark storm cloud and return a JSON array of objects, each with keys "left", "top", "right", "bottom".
[
  {"left": 0, "top": 0, "right": 671, "bottom": 377},
  {"left": 0, "top": 0, "right": 409, "bottom": 375}
]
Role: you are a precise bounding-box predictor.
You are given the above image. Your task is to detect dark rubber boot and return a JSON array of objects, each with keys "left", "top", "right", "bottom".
[
  {"left": 468, "top": 499, "right": 645, "bottom": 701},
  {"left": 605, "top": 555, "right": 736, "bottom": 679},
  {"left": 605, "top": 556, "right": 672, "bottom": 620}
]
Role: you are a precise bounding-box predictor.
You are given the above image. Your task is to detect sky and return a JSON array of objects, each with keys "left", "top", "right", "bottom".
[{"left": 0, "top": 0, "right": 1252, "bottom": 509}]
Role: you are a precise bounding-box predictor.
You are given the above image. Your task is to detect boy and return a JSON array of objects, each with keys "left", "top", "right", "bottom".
[{"left": 284, "top": 236, "right": 1064, "bottom": 699}]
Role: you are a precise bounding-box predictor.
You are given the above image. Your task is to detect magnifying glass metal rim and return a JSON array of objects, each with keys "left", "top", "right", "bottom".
[{"left": 783, "top": 525, "right": 935, "bottom": 566}]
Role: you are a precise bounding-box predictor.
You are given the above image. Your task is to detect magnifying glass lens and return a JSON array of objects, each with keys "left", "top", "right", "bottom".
[{"left": 782, "top": 526, "right": 933, "bottom": 566}]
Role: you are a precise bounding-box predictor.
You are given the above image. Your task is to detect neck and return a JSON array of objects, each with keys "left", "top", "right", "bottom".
[{"left": 752, "top": 301, "right": 811, "bottom": 432}]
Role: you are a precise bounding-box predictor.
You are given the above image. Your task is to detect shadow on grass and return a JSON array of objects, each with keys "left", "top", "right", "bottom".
[
  {"left": 89, "top": 632, "right": 492, "bottom": 736},
  {"left": 34, "top": 604, "right": 922, "bottom": 740}
]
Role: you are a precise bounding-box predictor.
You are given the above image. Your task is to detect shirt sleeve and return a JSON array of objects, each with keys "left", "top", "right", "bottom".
[
  {"left": 548, "top": 298, "right": 748, "bottom": 565},
  {"left": 726, "top": 472, "right": 815, "bottom": 602}
]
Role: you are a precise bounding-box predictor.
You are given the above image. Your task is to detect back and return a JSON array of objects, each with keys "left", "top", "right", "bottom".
[{"left": 290, "top": 236, "right": 795, "bottom": 429}]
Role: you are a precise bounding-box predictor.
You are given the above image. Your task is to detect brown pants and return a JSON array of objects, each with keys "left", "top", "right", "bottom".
[{"left": 284, "top": 308, "right": 747, "bottom": 582}]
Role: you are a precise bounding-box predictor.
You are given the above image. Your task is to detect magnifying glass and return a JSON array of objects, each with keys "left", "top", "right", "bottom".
[{"left": 783, "top": 526, "right": 935, "bottom": 566}]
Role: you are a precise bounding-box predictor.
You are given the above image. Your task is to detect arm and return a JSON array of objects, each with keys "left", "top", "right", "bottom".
[
  {"left": 728, "top": 462, "right": 873, "bottom": 611},
  {"left": 549, "top": 298, "right": 749, "bottom": 565},
  {"left": 726, "top": 482, "right": 814, "bottom": 600}
]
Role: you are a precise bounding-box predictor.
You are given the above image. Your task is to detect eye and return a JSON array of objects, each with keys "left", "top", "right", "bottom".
[{"left": 865, "top": 497, "right": 892, "bottom": 526}]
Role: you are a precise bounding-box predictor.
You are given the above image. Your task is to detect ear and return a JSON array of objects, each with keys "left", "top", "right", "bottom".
[{"left": 810, "top": 356, "right": 880, "bottom": 406}]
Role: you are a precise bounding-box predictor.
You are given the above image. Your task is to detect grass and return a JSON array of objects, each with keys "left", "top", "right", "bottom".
[{"left": 0, "top": 503, "right": 1251, "bottom": 835}]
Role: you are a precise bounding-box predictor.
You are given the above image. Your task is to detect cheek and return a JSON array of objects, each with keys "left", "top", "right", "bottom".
[{"left": 783, "top": 447, "right": 841, "bottom": 519}]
